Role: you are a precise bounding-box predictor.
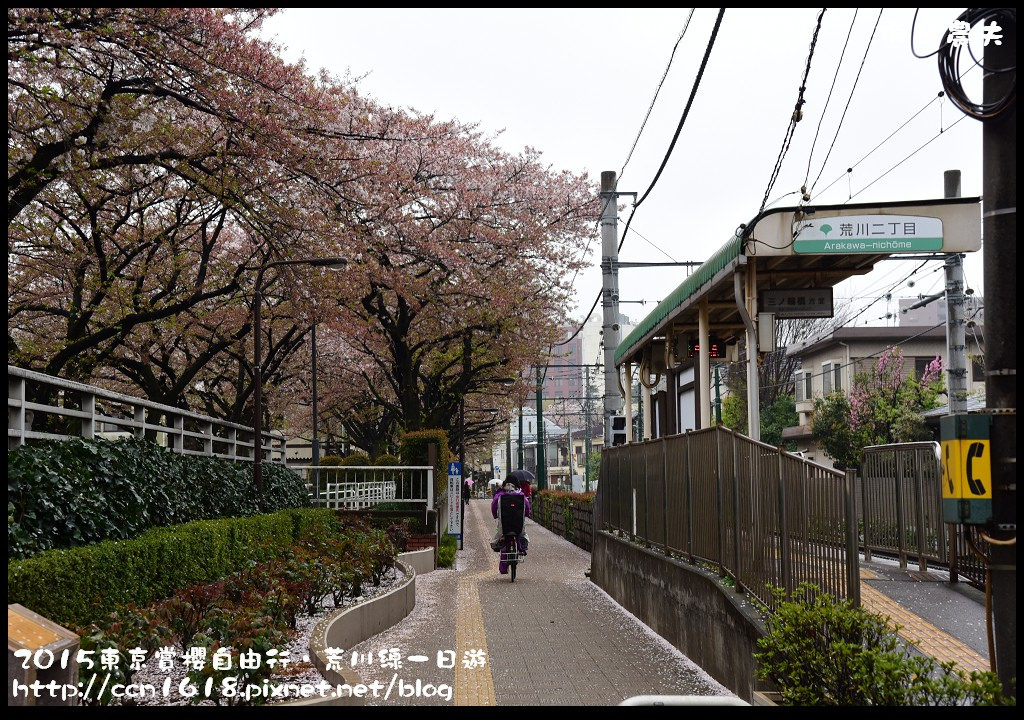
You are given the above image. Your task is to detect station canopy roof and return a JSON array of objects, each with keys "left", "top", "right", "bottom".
[{"left": 614, "top": 196, "right": 982, "bottom": 368}]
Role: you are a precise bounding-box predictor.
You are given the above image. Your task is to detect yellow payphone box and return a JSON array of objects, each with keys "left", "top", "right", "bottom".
[{"left": 940, "top": 414, "right": 992, "bottom": 525}]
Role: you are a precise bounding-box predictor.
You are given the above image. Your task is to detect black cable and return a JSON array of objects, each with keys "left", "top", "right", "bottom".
[
  {"left": 803, "top": 9, "right": 860, "bottom": 193},
  {"left": 634, "top": 8, "right": 726, "bottom": 210},
  {"left": 937, "top": 8, "right": 1015, "bottom": 121},
  {"left": 760, "top": 8, "right": 827, "bottom": 215},
  {"left": 619, "top": 9, "right": 696, "bottom": 182},
  {"left": 808, "top": 9, "right": 883, "bottom": 198}
]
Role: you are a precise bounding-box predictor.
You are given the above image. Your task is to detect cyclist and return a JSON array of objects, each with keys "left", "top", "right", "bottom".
[{"left": 490, "top": 475, "right": 531, "bottom": 568}]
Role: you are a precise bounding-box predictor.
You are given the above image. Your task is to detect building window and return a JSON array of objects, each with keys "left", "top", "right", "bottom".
[{"left": 822, "top": 362, "right": 832, "bottom": 395}]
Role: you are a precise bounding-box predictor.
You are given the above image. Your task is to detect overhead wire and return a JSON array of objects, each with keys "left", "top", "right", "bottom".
[
  {"left": 618, "top": 8, "right": 697, "bottom": 183},
  {"left": 802, "top": 8, "right": 860, "bottom": 195},
  {"left": 759, "top": 7, "right": 827, "bottom": 214},
  {"left": 807, "top": 9, "right": 883, "bottom": 199},
  {"left": 559, "top": 8, "right": 724, "bottom": 347}
]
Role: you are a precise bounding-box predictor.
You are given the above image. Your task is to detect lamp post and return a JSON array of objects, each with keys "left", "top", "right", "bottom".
[
  {"left": 457, "top": 374, "right": 515, "bottom": 548},
  {"left": 252, "top": 256, "right": 347, "bottom": 508}
]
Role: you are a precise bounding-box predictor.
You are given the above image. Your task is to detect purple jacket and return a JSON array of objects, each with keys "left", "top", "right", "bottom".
[{"left": 491, "top": 489, "right": 531, "bottom": 519}]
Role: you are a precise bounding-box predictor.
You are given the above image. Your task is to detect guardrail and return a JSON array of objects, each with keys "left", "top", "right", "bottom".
[
  {"left": 860, "top": 441, "right": 985, "bottom": 589},
  {"left": 598, "top": 426, "right": 857, "bottom": 612},
  {"left": 8, "top": 365, "right": 286, "bottom": 462},
  {"left": 290, "top": 465, "right": 434, "bottom": 511}
]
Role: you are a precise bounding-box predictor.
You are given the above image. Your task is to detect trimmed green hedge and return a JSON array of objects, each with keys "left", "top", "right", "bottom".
[
  {"left": 7, "top": 437, "right": 310, "bottom": 558},
  {"left": 7, "top": 508, "right": 338, "bottom": 629},
  {"left": 399, "top": 429, "right": 450, "bottom": 500}
]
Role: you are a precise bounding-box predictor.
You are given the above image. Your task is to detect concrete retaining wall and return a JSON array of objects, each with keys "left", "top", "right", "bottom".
[
  {"left": 591, "top": 531, "right": 771, "bottom": 703},
  {"left": 398, "top": 547, "right": 434, "bottom": 575},
  {"left": 288, "top": 560, "right": 417, "bottom": 706}
]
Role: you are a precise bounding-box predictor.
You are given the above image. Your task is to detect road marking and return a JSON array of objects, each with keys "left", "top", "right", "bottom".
[{"left": 454, "top": 503, "right": 496, "bottom": 706}]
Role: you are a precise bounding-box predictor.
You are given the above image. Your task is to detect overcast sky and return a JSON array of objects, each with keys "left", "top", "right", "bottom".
[{"left": 261, "top": 8, "right": 987, "bottom": 332}]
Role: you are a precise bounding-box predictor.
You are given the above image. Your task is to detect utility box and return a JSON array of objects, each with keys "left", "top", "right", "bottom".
[{"left": 940, "top": 414, "right": 993, "bottom": 525}]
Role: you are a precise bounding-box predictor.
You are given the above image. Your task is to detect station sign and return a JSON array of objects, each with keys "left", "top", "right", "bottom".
[{"left": 794, "top": 215, "right": 943, "bottom": 254}]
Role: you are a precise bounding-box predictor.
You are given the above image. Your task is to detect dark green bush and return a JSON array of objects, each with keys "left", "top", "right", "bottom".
[
  {"left": 7, "top": 437, "right": 310, "bottom": 558},
  {"left": 373, "top": 453, "right": 401, "bottom": 465},
  {"left": 755, "top": 583, "right": 1011, "bottom": 706},
  {"left": 437, "top": 533, "right": 457, "bottom": 568},
  {"left": 7, "top": 508, "right": 336, "bottom": 629},
  {"left": 399, "top": 429, "right": 450, "bottom": 499},
  {"left": 340, "top": 453, "right": 371, "bottom": 466},
  {"left": 319, "top": 455, "right": 343, "bottom": 466}
]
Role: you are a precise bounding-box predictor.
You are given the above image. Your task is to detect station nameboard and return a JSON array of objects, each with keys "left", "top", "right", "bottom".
[{"left": 794, "top": 215, "right": 943, "bottom": 254}]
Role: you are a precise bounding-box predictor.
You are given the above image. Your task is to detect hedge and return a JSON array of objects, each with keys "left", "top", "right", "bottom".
[
  {"left": 7, "top": 508, "right": 338, "bottom": 629},
  {"left": 399, "top": 429, "right": 450, "bottom": 500},
  {"left": 7, "top": 436, "right": 310, "bottom": 559}
]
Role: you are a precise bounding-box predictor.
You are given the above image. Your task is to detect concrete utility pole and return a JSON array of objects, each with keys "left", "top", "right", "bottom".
[
  {"left": 600, "top": 171, "right": 624, "bottom": 447},
  {"left": 943, "top": 170, "right": 970, "bottom": 415},
  {"left": 981, "top": 17, "right": 1016, "bottom": 697},
  {"left": 536, "top": 366, "right": 546, "bottom": 490},
  {"left": 584, "top": 364, "right": 591, "bottom": 492}
]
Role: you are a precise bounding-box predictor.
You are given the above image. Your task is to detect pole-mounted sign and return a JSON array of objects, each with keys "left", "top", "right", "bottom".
[{"left": 447, "top": 461, "right": 462, "bottom": 539}]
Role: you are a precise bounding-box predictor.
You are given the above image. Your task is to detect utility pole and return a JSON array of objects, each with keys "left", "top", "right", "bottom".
[
  {"left": 600, "top": 171, "right": 626, "bottom": 447},
  {"left": 943, "top": 170, "right": 970, "bottom": 415},
  {"left": 714, "top": 364, "right": 723, "bottom": 424},
  {"left": 981, "top": 12, "right": 1016, "bottom": 697},
  {"left": 517, "top": 406, "right": 524, "bottom": 470},
  {"left": 584, "top": 364, "right": 592, "bottom": 492},
  {"left": 536, "top": 366, "right": 546, "bottom": 491}
]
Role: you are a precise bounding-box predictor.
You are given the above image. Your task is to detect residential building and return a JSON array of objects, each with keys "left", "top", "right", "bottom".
[{"left": 782, "top": 324, "right": 986, "bottom": 467}]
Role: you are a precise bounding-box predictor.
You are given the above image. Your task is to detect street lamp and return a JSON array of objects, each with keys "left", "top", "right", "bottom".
[
  {"left": 457, "top": 377, "right": 514, "bottom": 551},
  {"left": 252, "top": 256, "right": 347, "bottom": 508}
]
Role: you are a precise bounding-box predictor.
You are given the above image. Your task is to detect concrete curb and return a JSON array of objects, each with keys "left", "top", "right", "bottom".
[
  {"left": 397, "top": 547, "right": 435, "bottom": 576},
  {"left": 282, "top": 560, "right": 417, "bottom": 706}
]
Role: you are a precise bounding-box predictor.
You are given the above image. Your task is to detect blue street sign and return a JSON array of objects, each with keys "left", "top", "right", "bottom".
[{"left": 448, "top": 461, "right": 461, "bottom": 476}]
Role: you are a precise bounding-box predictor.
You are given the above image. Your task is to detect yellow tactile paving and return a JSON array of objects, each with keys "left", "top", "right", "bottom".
[
  {"left": 453, "top": 505, "right": 497, "bottom": 706},
  {"left": 859, "top": 582, "right": 991, "bottom": 674}
]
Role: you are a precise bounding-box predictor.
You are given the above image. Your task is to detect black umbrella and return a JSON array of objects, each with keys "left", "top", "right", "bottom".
[{"left": 506, "top": 469, "right": 535, "bottom": 487}]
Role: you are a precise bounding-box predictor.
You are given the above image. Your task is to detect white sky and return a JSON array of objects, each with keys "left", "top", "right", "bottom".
[{"left": 261, "top": 8, "right": 987, "bottom": 331}]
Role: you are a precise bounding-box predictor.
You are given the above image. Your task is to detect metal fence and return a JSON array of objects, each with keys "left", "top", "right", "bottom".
[
  {"left": 860, "top": 442, "right": 985, "bottom": 589},
  {"left": 8, "top": 365, "right": 286, "bottom": 462},
  {"left": 598, "top": 426, "right": 857, "bottom": 612},
  {"left": 290, "top": 465, "right": 434, "bottom": 512},
  {"left": 532, "top": 493, "right": 595, "bottom": 551}
]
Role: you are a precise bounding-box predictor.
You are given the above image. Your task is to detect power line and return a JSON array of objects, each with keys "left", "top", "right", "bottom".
[
  {"left": 807, "top": 9, "right": 883, "bottom": 198},
  {"left": 633, "top": 8, "right": 726, "bottom": 211},
  {"left": 803, "top": 8, "right": 861, "bottom": 193},
  {"left": 618, "top": 9, "right": 697, "bottom": 182},
  {"left": 759, "top": 7, "right": 827, "bottom": 214}
]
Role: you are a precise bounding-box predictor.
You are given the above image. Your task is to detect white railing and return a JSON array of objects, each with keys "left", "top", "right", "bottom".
[
  {"left": 290, "top": 465, "right": 434, "bottom": 511},
  {"left": 8, "top": 365, "right": 286, "bottom": 463}
]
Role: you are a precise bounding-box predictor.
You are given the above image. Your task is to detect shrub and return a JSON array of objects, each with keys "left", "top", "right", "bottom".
[
  {"left": 373, "top": 453, "right": 401, "bottom": 465},
  {"left": 340, "top": 453, "right": 370, "bottom": 466},
  {"left": 399, "top": 429, "right": 450, "bottom": 500},
  {"left": 754, "top": 583, "right": 1011, "bottom": 706},
  {"left": 319, "top": 455, "right": 343, "bottom": 466},
  {"left": 6, "top": 508, "right": 335, "bottom": 628},
  {"left": 7, "top": 437, "right": 309, "bottom": 558},
  {"left": 437, "top": 534, "right": 457, "bottom": 568}
]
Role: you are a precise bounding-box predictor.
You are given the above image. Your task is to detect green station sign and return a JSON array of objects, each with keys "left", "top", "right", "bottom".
[{"left": 794, "top": 214, "right": 943, "bottom": 254}]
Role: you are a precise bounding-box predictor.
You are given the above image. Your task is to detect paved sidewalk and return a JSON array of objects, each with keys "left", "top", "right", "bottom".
[
  {"left": 346, "top": 498, "right": 737, "bottom": 706},
  {"left": 344, "top": 500, "right": 995, "bottom": 706},
  {"left": 858, "top": 555, "right": 992, "bottom": 675}
]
